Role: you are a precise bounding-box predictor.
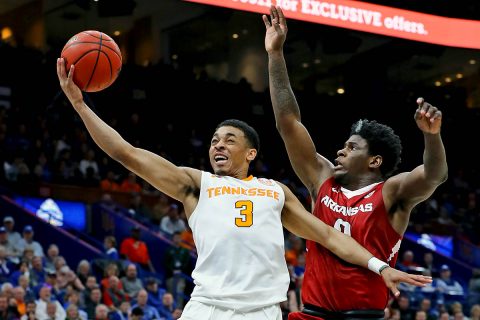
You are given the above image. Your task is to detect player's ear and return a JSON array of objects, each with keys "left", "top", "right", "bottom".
[
  {"left": 369, "top": 155, "right": 382, "bottom": 169},
  {"left": 247, "top": 148, "right": 257, "bottom": 161}
]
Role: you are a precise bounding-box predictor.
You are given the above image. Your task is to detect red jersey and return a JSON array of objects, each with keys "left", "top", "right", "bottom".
[{"left": 302, "top": 177, "right": 402, "bottom": 311}]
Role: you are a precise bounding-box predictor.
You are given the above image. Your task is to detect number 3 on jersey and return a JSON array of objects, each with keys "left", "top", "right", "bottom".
[
  {"left": 334, "top": 218, "right": 351, "bottom": 236},
  {"left": 235, "top": 200, "right": 253, "bottom": 227}
]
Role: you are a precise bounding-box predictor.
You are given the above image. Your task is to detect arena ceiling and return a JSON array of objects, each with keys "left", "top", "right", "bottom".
[{"left": 2, "top": 0, "right": 479, "bottom": 96}]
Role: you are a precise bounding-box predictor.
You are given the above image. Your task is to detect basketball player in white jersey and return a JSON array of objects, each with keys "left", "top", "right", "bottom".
[{"left": 57, "top": 59, "right": 431, "bottom": 320}]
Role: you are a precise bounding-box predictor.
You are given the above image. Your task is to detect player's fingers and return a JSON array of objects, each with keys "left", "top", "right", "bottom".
[
  {"left": 68, "top": 64, "right": 75, "bottom": 80},
  {"left": 272, "top": 5, "right": 279, "bottom": 22},
  {"left": 262, "top": 15, "right": 271, "bottom": 28},
  {"left": 430, "top": 110, "right": 443, "bottom": 122},
  {"left": 416, "top": 97, "right": 424, "bottom": 107},
  {"left": 388, "top": 283, "right": 400, "bottom": 297},
  {"left": 277, "top": 6, "right": 287, "bottom": 27},
  {"left": 403, "top": 275, "right": 431, "bottom": 286},
  {"left": 58, "top": 58, "right": 66, "bottom": 79}
]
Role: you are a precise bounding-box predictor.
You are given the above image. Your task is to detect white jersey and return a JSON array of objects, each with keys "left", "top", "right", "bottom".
[{"left": 188, "top": 171, "right": 289, "bottom": 312}]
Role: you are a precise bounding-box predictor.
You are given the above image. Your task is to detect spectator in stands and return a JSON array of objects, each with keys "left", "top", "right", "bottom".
[
  {"left": 130, "top": 289, "right": 161, "bottom": 320},
  {"left": 418, "top": 298, "right": 436, "bottom": 320},
  {"left": 18, "top": 275, "right": 35, "bottom": 302},
  {"left": 79, "top": 149, "right": 99, "bottom": 179},
  {"left": 469, "top": 269, "right": 480, "bottom": 306},
  {"left": 44, "top": 244, "right": 59, "bottom": 272},
  {"left": 164, "top": 232, "right": 190, "bottom": 308},
  {"left": 81, "top": 276, "right": 98, "bottom": 308},
  {"left": 9, "top": 261, "right": 29, "bottom": 288},
  {"left": 84, "top": 287, "right": 102, "bottom": 320},
  {"left": 151, "top": 193, "right": 171, "bottom": 225},
  {"left": 127, "top": 193, "right": 152, "bottom": 224},
  {"left": 129, "top": 307, "right": 144, "bottom": 320},
  {"left": 421, "top": 252, "right": 438, "bottom": 277},
  {"left": 63, "top": 290, "right": 87, "bottom": 320},
  {"left": 103, "top": 236, "right": 119, "bottom": 260},
  {"left": 0, "top": 226, "right": 21, "bottom": 264},
  {"left": 76, "top": 260, "right": 91, "bottom": 286},
  {"left": 29, "top": 256, "right": 46, "bottom": 288},
  {"left": 108, "top": 300, "right": 130, "bottom": 320},
  {"left": 16, "top": 226, "right": 44, "bottom": 258},
  {"left": 144, "top": 277, "right": 166, "bottom": 313},
  {"left": 35, "top": 286, "right": 66, "bottom": 320},
  {"left": 397, "top": 250, "right": 420, "bottom": 272},
  {"left": 119, "top": 226, "right": 155, "bottom": 273},
  {"left": 158, "top": 292, "right": 175, "bottom": 320},
  {"left": 414, "top": 310, "right": 427, "bottom": 320},
  {"left": 394, "top": 294, "right": 414, "bottom": 320},
  {"left": 45, "top": 301, "right": 64, "bottom": 320},
  {"left": 53, "top": 256, "right": 67, "bottom": 274},
  {"left": 470, "top": 304, "right": 480, "bottom": 320},
  {"left": 102, "top": 275, "right": 128, "bottom": 308},
  {"left": 119, "top": 172, "right": 141, "bottom": 193},
  {"left": 120, "top": 264, "right": 143, "bottom": 300},
  {"left": 0, "top": 292, "right": 20, "bottom": 319},
  {"left": 285, "top": 235, "right": 303, "bottom": 267},
  {"left": 101, "top": 262, "right": 119, "bottom": 288},
  {"left": 179, "top": 224, "right": 195, "bottom": 253},
  {"left": 3, "top": 216, "right": 21, "bottom": 246},
  {"left": 94, "top": 304, "right": 109, "bottom": 320},
  {"left": 21, "top": 247, "right": 35, "bottom": 269},
  {"left": 159, "top": 204, "right": 186, "bottom": 236},
  {"left": 438, "top": 311, "right": 449, "bottom": 319},
  {"left": 13, "top": 286, "right": 26, "bottom": 316},
  {"left": 0, "top": 245, "right": 15, "bottom": 282},
  {"left": 20, "top": 300, "right": 36, "bottom": 320},
  {"left": 100, "top": 171, "right": 120, "bottom": 192},
  {"left": 57, "top": 266, "right": 85, "bottom": 292},
  {"left": 436, "top": 264, "right": 464, "bottom": 296},
  {"left": 65, "top": 304, "right": 82, "bottom": 320}
]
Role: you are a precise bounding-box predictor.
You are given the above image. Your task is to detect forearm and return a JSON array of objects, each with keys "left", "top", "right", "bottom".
[
  {"left": 72, "top": 101, "right": 132, "bottom": 161},
  {"left": 323, "top": 227, "right": 373, "bottom": 268},
  {"left": 268, "top": 51, "right": 301, "bottom": 121},
  {"left": 423, "top": 133, "right": 448, "bottom": 183}
]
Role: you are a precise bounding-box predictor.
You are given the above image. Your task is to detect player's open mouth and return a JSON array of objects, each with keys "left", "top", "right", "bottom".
[{"left": 214, "top": 155, "right": 228, "bottom": 164}]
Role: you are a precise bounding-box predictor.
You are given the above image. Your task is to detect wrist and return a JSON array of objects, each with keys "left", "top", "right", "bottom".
[
  {"left": 367, "top": 257, "right": 389, "bottom": 275},
  {"left": 267, "top": 50, "right": 284, "bottom": 58}
]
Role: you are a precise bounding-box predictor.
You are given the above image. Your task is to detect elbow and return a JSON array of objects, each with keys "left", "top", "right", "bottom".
[{"left": 111, "top": 144, "right": 135, "bottom": 164}]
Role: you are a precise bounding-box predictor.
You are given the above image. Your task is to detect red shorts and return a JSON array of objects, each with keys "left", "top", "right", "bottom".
[{"left": 288, "top": 312, "right": 325, "bottom": 320}]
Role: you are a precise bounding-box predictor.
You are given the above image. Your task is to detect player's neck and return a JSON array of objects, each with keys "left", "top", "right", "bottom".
[{"left": 341, "top": 174, "right": 383, "bottom": 191}]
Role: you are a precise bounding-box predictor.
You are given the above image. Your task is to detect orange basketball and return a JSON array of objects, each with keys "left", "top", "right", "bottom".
[{"left": 61, "top": 31, "right": 122, "bottom": 92}]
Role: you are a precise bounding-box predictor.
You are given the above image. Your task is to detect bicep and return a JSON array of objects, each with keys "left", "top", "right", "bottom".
[
  {"left": 277, "top": 117, "right": 333, "bottom": 191},
  {"left": 388, "top": 166, "right": 439, "bottom": 209},
  {"left": 117, "top": 146, "right": 200, "bottom": 202}
]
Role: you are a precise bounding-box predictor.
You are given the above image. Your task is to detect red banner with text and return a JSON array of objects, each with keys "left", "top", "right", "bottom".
[{"left": 184, "top": 0, "right": 480, "bottom": 49}]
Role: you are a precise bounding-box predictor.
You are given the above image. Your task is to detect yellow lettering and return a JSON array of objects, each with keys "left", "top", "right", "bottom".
[
  {"left": 207, "top": 188, "right": 215, "bottom": 198},
  {"left": 214, "top": 187, "right": 221, "bottom": 196},
  {"left": 221, "top": 186, "right": 231, "bottom": 195}
]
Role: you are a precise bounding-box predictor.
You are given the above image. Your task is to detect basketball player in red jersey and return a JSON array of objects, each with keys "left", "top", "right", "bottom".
[{"left": 264, "top": 6, "right": 448, "bottom": 320}]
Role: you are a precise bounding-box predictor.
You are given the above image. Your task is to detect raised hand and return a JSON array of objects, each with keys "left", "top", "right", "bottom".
[
  {"left": 263, "top": 6, "right": 288, "bottom": 54},
  {"left": 415, "top": 97, "right": 442, "bottom": 134},
  {"left": 380, "top": 267, "right": 432, "bottom": 297},
  {"left": 56, "top": 58, "right": 84, "bottom": 107}
]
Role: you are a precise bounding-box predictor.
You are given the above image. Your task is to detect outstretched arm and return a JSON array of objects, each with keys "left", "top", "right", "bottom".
[
  {"left": 56, "top": 58, "right": 200, "bottom": 211},
  {"left": 387, "top": 98, "right": 448, "bottom": 232},
  {"left": 280, "top": 183, "right": 431, "bottom": 296},
  {"left": 264, "top": 6, "right": 333, "bottom": 194}
]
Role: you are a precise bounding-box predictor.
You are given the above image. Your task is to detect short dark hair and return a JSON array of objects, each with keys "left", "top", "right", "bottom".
[
  {"left": 131, "top": 307, "right": 144, "bottom": 316},
  {"left": 350, "top": 119, "right": 402, "bottom": 178},
  {"left": 216, "top": 119, "right": 260, "bottom": 153}
]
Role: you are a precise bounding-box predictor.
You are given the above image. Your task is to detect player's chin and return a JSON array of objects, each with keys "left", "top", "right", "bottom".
[{"left": 213, "top": 167, "right": 228, "bottom": 176}]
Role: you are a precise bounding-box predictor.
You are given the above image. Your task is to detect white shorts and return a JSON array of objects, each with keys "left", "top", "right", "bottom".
[{"left": 179, "top": 300, "right": 282, "bottom": 320}]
